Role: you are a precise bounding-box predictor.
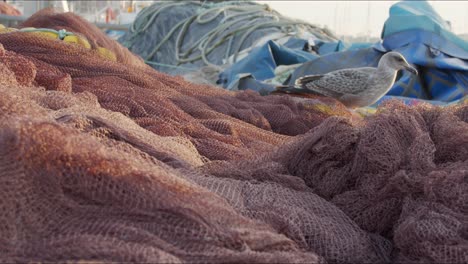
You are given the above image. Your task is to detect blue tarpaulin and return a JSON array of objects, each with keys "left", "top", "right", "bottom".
[
  {"left": 218, "top": 40, "right": 317, "bottom": 90},
  {"left": 219, "top": 0, "right": 468, "bottom": 105}
]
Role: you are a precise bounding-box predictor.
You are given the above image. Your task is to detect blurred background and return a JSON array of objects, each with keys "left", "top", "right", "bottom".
[
  {"left": 260, "top": 1, "right": 468, "bottom": 41},
  {"left": 4, "top": 0, "right": 468, "bottom": 40}
]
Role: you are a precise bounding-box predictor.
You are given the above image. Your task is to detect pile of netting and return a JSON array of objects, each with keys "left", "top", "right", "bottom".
[{"left": 0, "top": 10, "right": 467, "bottom": 263}]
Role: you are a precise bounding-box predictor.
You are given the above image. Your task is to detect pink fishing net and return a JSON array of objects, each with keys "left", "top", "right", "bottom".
[
  {"left": 0, "top": 2, "right": 21, "bottom": 16},
  {"left": 0, "top": 10, "right": 466, "bottom": 263}
]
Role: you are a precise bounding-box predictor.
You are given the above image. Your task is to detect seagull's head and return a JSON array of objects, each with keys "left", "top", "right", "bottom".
[{"left": 380, "top": 52, "right": 418, "bottom": 75}]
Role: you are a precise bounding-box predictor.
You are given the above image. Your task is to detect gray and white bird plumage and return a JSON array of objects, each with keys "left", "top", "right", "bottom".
[{"left": 275, "top": 52, "right": 418, "bottom": 108}]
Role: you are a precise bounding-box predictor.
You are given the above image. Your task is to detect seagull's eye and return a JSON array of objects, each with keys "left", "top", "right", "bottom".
[{"left": 397, "top": 58, "right": 404, "bottom": 62}]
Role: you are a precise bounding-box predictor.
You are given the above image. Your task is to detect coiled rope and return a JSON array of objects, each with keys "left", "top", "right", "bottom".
[{"left": 122, "top": 1, "right": 337, "bottom": 70}]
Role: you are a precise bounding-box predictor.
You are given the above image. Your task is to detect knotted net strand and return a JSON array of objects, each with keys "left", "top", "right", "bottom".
[{"left": 0, "top": 10, "right": 466, "bottom": 264}]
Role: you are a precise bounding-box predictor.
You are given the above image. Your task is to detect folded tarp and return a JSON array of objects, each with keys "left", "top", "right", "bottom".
[
  {"left": 218, "top": 40, "right": 318, "bottom": 91},
  {"left": 377, "top": 0, "right": 468, "bottom": 102}
]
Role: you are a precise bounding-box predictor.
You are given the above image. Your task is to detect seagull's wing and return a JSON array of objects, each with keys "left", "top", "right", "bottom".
[
  {"left": 295, "top": 75, "right": 324, "bottom": 86},
  {"left": 274, "top": 74, "right": 324, "bottom": 95},
  {"left": 300, "top": 68, "right": 375, "bottom": 96}
]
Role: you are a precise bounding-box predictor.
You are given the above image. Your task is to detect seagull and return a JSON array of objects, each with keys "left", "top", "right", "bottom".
[{"left": 274, "top": 52, "right": 418, "bottom": 108}]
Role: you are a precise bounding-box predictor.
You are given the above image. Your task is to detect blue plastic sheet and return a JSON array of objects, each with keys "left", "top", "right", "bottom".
[
  {"left": 376, "top": 0, "right": 468, "bottom": 102},
  {"left": 382, "top": 0, "right": 468, "bottom": 55},
  {"left": 314, "top": 40, "right": 374, "bottom": 55},
  {"left": 218, "top": 40, "right": 317, "bottom": 90}
]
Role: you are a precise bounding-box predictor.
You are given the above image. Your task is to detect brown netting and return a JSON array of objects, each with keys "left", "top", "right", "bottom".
[
  {"left": 0, "top": 11, "right": 466, "bottom": 264},
  {"left": 0, "top": 2, "right": 21, "bottom": 16}
]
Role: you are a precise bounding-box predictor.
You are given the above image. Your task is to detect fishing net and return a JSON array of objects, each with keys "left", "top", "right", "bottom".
[
  {"left": 0, "top": 2, "right": 21, "bottom": 16},
  {"left": 0, "top": 10, "right": 467, "bottom": 264}
]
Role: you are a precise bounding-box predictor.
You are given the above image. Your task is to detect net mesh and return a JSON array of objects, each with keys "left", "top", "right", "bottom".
[
  {"left": 0, "top": 10, "right": 466, "bottom": 263},
  {"left": 0, "top": 2, "right": 21, "bottom": 16}
]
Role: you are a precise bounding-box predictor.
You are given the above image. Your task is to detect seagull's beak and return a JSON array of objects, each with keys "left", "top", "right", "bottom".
[{"left": 404, "top": 65, "right": 418, "bottom": 75}]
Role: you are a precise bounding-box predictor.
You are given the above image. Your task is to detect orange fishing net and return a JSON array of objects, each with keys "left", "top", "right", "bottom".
[{"left": 0, "top": 10, "right": 466, "bottom": 263}]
